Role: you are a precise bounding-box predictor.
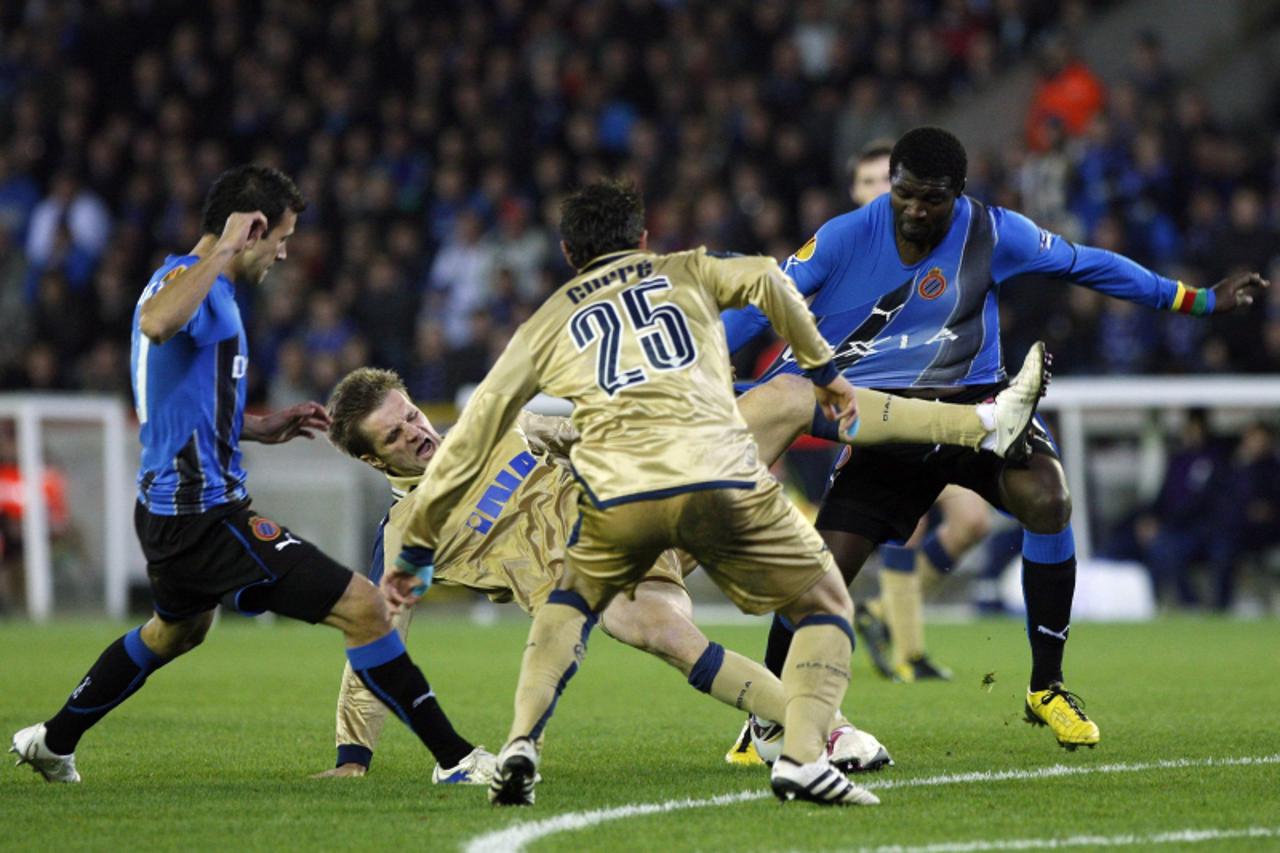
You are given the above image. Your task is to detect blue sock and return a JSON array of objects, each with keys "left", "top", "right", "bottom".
[
  {"left": 881, "top": 544, "right": 916, "bottom": 574},
  {"left": 1021, "top": 525, "right": 1077, "bottom": 691},
  {"left": 688, "top": 642, "right": 726, "bottom": 693},
  {"left": 45, "top": 626, "right": 168, "bottom": 754},
  {"left": 347, "top": 631, "right": 473, "bottom": 768},
  {"left": 763, "top": 613, "right": 796, "bottom": 677},
  {"left": 921, "top": 530, "right": 955, "bottom": 573}
]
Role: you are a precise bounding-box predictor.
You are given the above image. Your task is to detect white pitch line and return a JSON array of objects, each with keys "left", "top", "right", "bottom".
[
  {"left": 855, "top": 825, "right": 1280, "bottom": 852},
  {"left": 462, "top": 754, "right": 1280, "bottom": 853}
]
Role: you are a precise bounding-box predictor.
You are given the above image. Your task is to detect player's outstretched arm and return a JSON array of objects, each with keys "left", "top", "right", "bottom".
[
  {"left": 138, "top": 211, "right": 267, "bottom": 344},
  {"left": 243, "top": 401, "right": 331, "bottom": 444}
]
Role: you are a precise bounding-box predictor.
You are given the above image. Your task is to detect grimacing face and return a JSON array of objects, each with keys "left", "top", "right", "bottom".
[
  {"left": 238, "top": 209, "right": 297, "bottom": 284},
  {"left": 888, "top": 165, "right": 960, "bottom": 249},
  {"left": 850, "top": 154, "right": 891, "bottom": 207},
  {"left": 357, "top": 389, "right": 442, "bottom": 477}
]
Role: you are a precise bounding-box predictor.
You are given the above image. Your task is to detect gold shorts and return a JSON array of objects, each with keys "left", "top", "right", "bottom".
[
  {"left": 566, "top": 477, "right": 834, "bottom": 614},
  {"left": 522, "top": 546, "right": 688, "bottom": 614}
]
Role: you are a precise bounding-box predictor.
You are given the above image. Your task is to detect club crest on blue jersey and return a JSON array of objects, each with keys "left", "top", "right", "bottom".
[
  {"left": 917, "top": 267, "right": 947, "bottom": 300},
  {"left": 249, "top": 516, "right": 281, "bottom": 541},
  {"left": 466, "top": 451, "right": 538, "bottom": 535}
]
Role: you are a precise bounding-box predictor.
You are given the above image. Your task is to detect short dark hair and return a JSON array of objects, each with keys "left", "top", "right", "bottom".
[
  {"left": 559, "top": 180, "right": 645, "bottom": 270},
  {"left": 201, "top": 164, "right": 306, "bottom": 237},
  {"left": 326, "top": 367, "right": 407, "bottom": 459},
  {"left": 890, "top": 127, "right": 968, "bottom": 190},
  {"left": 847, "top": 139, "right": 894, "bottom": 178}
]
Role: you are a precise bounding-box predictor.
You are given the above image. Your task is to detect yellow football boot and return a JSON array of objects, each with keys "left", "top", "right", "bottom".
[
  {"left": 1024, "top": 682, "right": 1100, "bottom": 750},
  {"left": 724, "top": 719, "right": 765, "bottom": 766}
]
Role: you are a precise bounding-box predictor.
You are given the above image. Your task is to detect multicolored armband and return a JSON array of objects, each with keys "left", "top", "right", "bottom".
[{"left": 1170, "top": 281, "right": 1215, "bottom": 316}]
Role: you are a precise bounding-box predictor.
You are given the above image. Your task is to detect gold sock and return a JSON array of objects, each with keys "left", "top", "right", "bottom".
[
  {"left": 848, "top": 389, "right": 987, "bottom": 449},
  {"left": 881, "top": 567, "right": 925, "bottom": 665},
  {"left": 780, "top": 624, "right": 852, "bottom": 763},
  {"left": 508, "top": 601, "right": 592, "bottom": 743},
  {"left": 918, "top": 558, "right": 947, "bottom": 596},
  {"left": 706, "top": 649, "right": 787, "bottom": 721}
]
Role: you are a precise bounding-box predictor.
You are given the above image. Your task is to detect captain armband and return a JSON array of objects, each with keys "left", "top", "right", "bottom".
[{"left": 1170, "top": 281, "right": 1215, "bottom": 316}]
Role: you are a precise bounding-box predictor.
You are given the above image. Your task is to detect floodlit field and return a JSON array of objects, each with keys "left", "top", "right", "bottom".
[{"left": 2, "top": 615, "right": 1277, "bottom": 851}]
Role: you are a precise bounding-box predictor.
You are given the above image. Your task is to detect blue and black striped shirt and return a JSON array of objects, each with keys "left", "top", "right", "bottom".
[{"left": 130, "top": 254, "right": 249, "bottom": 515}]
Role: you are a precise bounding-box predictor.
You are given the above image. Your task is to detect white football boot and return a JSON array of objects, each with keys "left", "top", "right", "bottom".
[
  {"left": 771, "top": 754, "right": 879, "bottom": 805},
  {"left": 10, "top": 724, "right": 80, "bottom": 783},
  {"left": 988, "top": 340, "right": 1048, "bottom": 463},
  {"left": 488, "top": 737, "right": 539, "bottom": 806},
  {"left": 827, "top": 724, "right": 894, "bottom": 774},
  {"left": 432, "top": 746, "right": 497, "bottom": 785}
]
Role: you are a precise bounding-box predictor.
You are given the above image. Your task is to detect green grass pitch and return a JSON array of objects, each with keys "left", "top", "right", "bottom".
[{"left": 2, "top": 614, "right": 1278, "bottom": 851}]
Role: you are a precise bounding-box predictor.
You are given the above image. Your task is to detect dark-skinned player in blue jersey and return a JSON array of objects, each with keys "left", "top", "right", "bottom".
[
  {"left": 723, "top": 126, "right": 1268, "bottom": 751},
  {"left": 10, "top": 165, "right": 490, "bottom": 785}
]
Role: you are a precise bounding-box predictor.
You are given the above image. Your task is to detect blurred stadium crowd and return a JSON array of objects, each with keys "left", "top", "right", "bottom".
[
  {"left": 0, "top": 0, "right": 1277, "bottom": 612},
  {"left": 2, "top": 0, "right": 1278, "bottom": 410}
]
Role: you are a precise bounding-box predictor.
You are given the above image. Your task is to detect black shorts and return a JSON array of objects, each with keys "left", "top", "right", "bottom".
[
  {"left": 814, "top": 383, "right": 1061, "bottom": 544},
  {"left": 135, "top": 499, "right": 353, "bottom": 623}
]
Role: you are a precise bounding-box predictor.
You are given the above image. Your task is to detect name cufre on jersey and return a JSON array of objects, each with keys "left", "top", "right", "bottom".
[
  {"left": 565, "top": 258, "right": 655, "bottom": 304},
  {"left": 465, "top": 450, "right": 537, "bottom": 534}
]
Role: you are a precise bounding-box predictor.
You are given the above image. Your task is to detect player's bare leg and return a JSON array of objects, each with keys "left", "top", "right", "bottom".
[{"left": 601, "top": 579, "right": 787, "bottom": 717}]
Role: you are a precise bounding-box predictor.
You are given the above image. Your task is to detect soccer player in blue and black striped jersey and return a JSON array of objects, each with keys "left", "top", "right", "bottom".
[
  {"left": 724, "top": 127, "right": 1269, "bottom": 751},
  {"left": 10, "top": 165, "right": 491, "bottom": 784}
]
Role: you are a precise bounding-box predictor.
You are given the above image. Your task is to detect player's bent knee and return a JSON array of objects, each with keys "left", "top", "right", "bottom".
[
  {"left": 782, "top": 570, "right": 853, "bottom": 625},
  {"left": 764, "top": 373, "right": 814, "bottom": 416},
  {"left": 143, "top": 611, "right": 213, "bottom": 659},
  {"left": 331, "top": 575, "right": 393, "bottom": 641},
  {"left": 1023, "top": 485, "right": 1072, "bottom": 533}
]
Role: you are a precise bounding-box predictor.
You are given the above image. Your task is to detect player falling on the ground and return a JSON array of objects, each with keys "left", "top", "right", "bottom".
[
  {"left": 9, "top": 166, "right": 485, "bottom": 784},
  {"left": 723, "top": 126, "right": 1269, "bottom": 751},
  {"left": 843, "top": 139, "right": 989, "bottom": 684},
  {"left": 314, "top": 350, "right": 1043, "bottom": 779},
  {"left": 382, "top": 178, "right": 890, "bottom": 807}
]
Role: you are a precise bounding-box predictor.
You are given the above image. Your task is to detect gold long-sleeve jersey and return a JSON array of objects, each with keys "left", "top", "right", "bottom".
[
  {"left": 399, "top": 247, "right": 834, "bottom": 556},
  {"left": 383, "top": 412, "right": 588, "bottom": 613}
]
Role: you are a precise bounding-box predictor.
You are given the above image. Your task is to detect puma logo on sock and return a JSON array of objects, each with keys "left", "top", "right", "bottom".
[{"left": 1036, "top": 624, "right": 1070, "bottom": 641}]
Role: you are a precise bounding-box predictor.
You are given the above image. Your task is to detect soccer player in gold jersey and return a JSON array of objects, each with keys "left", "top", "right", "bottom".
[
  {"left": 314, "top": 353, "right": 1041, "bottom": 780},
  {"left": 384, "top": 180, "right": 1047, "bottom": 807}
]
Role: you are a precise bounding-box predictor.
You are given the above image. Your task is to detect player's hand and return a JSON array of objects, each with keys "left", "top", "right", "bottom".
[
  {"left": 244, "top": 401, "right": 330, "bottom": 444},
  {"left": 1210, "top": 271, "right": 1269, "bottom": 312},
  {"left": 215, "top": 210, "right": 269, "bottom": 256},
  {"left": 815, "top": 375, "right": 859, "bottom": 436},
  {"left": 380, "top": 569, "right": 423, "bottom": 613}
]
